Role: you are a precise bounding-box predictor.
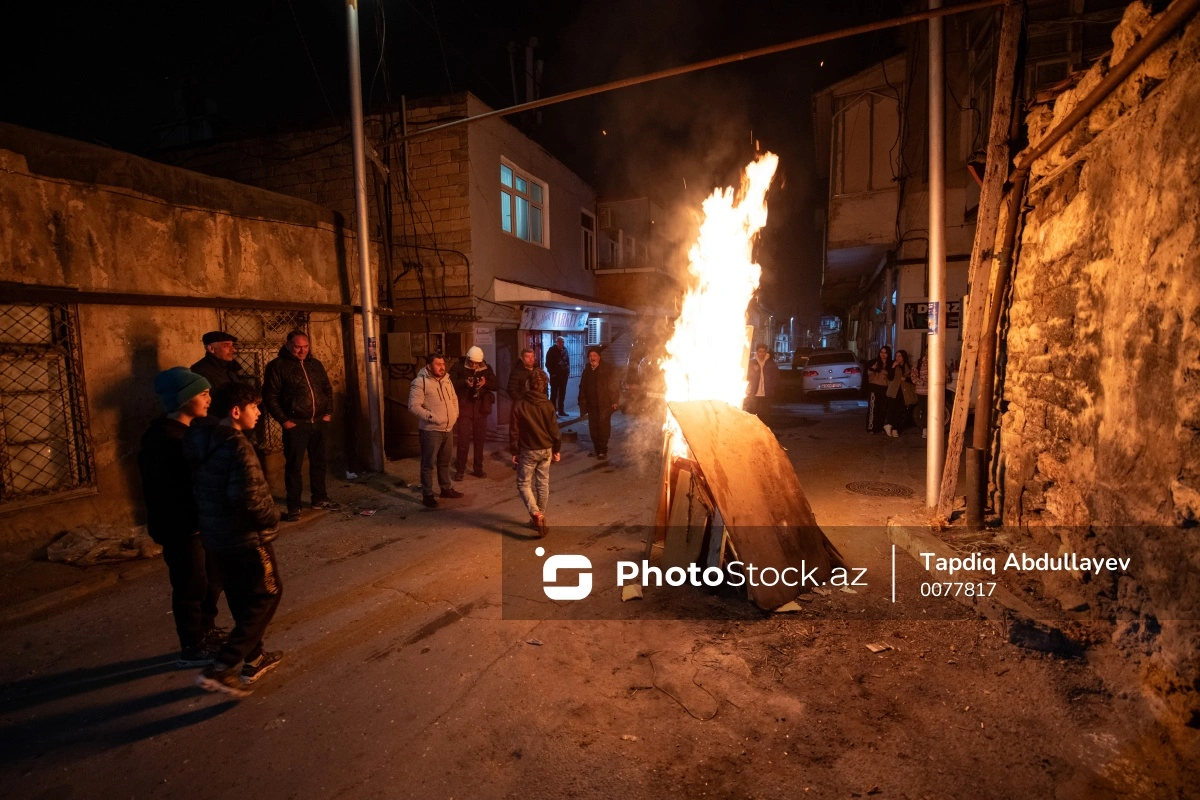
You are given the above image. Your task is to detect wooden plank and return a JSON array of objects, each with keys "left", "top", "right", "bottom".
[
  {"left": 669, "top": 400, "right": 845, "bottom": 610},
  {"left": 662, "top": 468, "right": 699, "bottom": 569},
  {"left": 937, "top": 1, "right": 1024, "bottom": 520}
]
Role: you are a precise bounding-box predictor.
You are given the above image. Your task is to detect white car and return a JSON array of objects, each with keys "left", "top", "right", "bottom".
[{"left": 799, "top": 350, "right": 863, "bottom": 395}]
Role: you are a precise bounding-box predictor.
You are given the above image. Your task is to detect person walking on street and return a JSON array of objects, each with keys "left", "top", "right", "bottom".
[
  {"left": 884, "top": 349, "right": 917, "bottom": 438},
  {"left": 185, "top": 383, "right": 283, "bottom": 698},
  {"left": 263, "top": 330, "right": 341, "bottom": 522},
  {"left": 507, "top": 347, "right": 539, "bottom": 406},
  {"left": 510, "top": 369, "right": 561, "bottom": 536},
  {"left": 545, "top": 336, "right": 571, "bottom": 416},
  {"left": 190, "top": 331, "right": 250, "bottom": 390},
  {"left": 138, "top": 367, "right": 224, "bottom": 666},
  {"left": 744, "top": 343, "right": 779, "bottom": 423},
  {"left": 451, "top": 346, "right": 496, "bottom": 480},
  {"left": 410, "top": 353, "right": 462, "bottom": 508},
  {"left": 578, "top": 347, "right": 620, "bottom": 459},
  {"left": 865, "top": 345, "right": 893, "bottom": 433}
]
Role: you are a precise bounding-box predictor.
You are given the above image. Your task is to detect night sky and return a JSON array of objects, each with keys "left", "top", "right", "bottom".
[{"left": 1, "top": 0, "right": 905, "bottom": 330}]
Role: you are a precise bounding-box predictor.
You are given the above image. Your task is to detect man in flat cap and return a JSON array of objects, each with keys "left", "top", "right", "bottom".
[{"left": 192, "top": 331, "right": 250, "bottom": 390}]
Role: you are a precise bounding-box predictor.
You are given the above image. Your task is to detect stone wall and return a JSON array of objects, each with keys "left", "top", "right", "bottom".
[
  {"left": 997, "top": 4, "right": 1200, "bottom": 721},
  {"left": 0, "top": 125, "right": 368, "bottom": 546}
]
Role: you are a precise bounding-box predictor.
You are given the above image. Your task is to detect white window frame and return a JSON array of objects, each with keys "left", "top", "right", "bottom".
[
  {"left": 500, "top": 159, "right": 549, "bottom": 248},
  {"left": 581, "top": 209, "right": 597, "bottom": 271}
]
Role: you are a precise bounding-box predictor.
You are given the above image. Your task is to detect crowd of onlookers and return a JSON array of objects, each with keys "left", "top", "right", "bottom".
[{"left": 864, "top": 345, "right": 933, "bottom": 438}]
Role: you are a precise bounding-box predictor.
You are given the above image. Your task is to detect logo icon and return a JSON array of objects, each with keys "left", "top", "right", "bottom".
[{"left": 537, "top": 546, "right": 593, "bottom": 601}]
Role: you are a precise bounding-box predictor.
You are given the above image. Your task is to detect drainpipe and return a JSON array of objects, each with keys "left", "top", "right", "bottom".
[
  {"left": 969, "top": 0, "right": 1200, "bottom": 520},
  {"left": 346, "top": 0, "right": 385, "bottom": 472},
  {"left": 927, "top": 0, "right": 947, "bottom": 508}
]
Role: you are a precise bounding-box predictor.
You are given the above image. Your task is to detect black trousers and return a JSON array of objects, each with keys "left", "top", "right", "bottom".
[
  {"left": 213, "top": 543, "right": 282, "bottom": 667},
  {"left": 455, "top": 407, "right": 489, "bottom": 473},
  {"left": 282, "top": 421, "right": 328, "bottom": 512},
  {"left": 587, "top": 409, "right": 613, "bottom": 454},
  {"left": 549, "top": 374, "right": 568, "bottom": 414},
  {"left": 885, "top": 395, "right": 914, "bottom": 430},
  {"left": 745, "top": 395, "right": 772, "bottom": 424},
  {"left": 866, "top": 386, "right": 888, "bottom": 432},
  {"left": 161, "top": 535, "right": 223, "bottom": 650}
]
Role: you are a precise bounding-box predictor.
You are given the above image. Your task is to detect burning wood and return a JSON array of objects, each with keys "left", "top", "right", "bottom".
[{"left": 651, "top": 152, "right": 845, "bottom": 610}]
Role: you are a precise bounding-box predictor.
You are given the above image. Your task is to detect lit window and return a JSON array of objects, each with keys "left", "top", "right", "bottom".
[{"left": 500, "top": 161, "right": 547, "bottom": 246}]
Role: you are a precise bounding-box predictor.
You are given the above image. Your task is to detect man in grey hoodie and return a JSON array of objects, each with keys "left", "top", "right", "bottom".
[{"left": 409, "top": 353, "right": 462, "bottom": 508}]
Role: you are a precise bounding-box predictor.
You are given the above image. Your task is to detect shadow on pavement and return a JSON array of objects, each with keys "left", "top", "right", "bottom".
[{"left": 0, "top": 654, "right": 179, "bottom": 713}]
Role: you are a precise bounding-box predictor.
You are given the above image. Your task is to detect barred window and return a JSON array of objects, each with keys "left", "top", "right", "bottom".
[
  {"left": 0, "top": 304, "right": 96, "bottom": 509},
  {"left": 218, "top": 309, "right": 310, "bottom": 453}
]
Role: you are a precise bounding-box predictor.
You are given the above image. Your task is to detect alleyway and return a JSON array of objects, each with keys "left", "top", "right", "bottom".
[{"left": 1, "top": 400, "right": 1195, "bottom": 799}]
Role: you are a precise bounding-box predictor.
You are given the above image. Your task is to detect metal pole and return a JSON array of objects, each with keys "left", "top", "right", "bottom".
[
  {"left": 346, "top": 0, "right": 385, "bottom": 472},
  {"left": 926, "top": 0, "right": 947, "bottom": 507}
]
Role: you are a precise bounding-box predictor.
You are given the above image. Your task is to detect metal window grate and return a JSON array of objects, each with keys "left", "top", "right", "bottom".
[
  {"left": 0, "top": 303, "right": 96, "bottom": 508},
  {"left": 218, "top": 309, "right": 310, "bottom": 453}
]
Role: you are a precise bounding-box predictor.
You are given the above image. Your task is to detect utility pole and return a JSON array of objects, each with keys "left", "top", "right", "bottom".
[
  {"left": 345, "top": 0, "right": 385, "bottom": 472},
  {"left": 926, "top": 0, "right": 947, "bottom": 507}
]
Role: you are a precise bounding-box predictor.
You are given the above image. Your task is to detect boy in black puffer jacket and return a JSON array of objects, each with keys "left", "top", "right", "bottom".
[{"left": 185, "top": 383, "right": 283, "bottom": 698}]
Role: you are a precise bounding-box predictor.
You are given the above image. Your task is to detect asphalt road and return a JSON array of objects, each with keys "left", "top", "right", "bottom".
[{"left": 1, "top": 400, "right": 1194, "bottom": 799}]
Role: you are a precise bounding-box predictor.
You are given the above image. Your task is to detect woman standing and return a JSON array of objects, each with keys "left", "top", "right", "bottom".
[
  {"left": 865, "top": 345, "right": 892, "bottom": 433},
  {"left": 913, "top": 351, "right": 930, "bottom": 439},
  {"left": 884, "top": 349, "right": 917, "bottom": 437}
]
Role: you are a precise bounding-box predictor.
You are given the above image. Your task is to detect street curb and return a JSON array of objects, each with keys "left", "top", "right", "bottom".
[
  {"left": 886, "top": 518, "right": 1083, "bottom": 655},
  {"left": 0, "top": 559, "right": 158, "bottom": 630}
]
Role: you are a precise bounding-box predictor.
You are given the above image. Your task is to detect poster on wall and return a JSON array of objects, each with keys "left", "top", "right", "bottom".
[
  {"left": 473, "top": 326, "right": 494, "bottom": 345},
  {"left": 901, "top": 299, "right": 962, "bottom": 331}
]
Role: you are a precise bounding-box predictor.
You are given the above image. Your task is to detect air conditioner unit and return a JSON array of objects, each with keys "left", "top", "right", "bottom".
[{"left": 587, "top": 316, "right": 608, "bottom": 345}]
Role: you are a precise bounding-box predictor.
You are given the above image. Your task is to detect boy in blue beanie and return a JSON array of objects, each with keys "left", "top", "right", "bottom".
[{"left": 138, "top": 367, "right": 225, "bottom": 666}]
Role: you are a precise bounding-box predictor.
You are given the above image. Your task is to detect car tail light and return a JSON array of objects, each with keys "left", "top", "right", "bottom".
[
  {"left": 802, "top": 370, "right": 819, "bottom": 377},
  {"left": 843, "top": 367, "right": 861, "bottom": 374}
]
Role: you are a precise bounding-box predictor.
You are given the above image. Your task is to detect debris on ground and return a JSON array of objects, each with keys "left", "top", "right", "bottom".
[
  {"left": 866, "top": 643, "right": 893, "bottom": 653},
  {"left": 774, "top": 600, "right": 803, "bottom": 613},
  {"left": 622, "top": 584, "right": 643, "bottom": 602},
  {"left": 359, "top": 509, "right": 377, "bottom": 516},
  {"left": 525, "top": 639, "right": 543, "bottom": 646},
  {"left": 621, "top": 734, "right": 639, "bottom": 742},
  {"left": 46, "top": 525, "right": 161, "bottom": 566}
]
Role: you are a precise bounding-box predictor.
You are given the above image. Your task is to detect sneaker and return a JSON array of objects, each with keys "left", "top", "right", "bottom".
[
  {"left": 531, "top": 513, "right": 547, "bottom": 538},
  {"left": 889, "top": 429, "right": 900, "bottom": 438},
  {"left": 202, "top": 626, "right": 229, "bottom": 650},
  {"left": 597, "top": 452, "right": 607, "bottom": 461},
  {"left": 313, "top": 500, "right": 342, "bottom": 511},
  {"left": 422, "top": 495, "right": 438, "bottom": 508},
  {"left": 281, "top": 511, "right": 301, "bottom": 523},
  {"left": 177, "top": 645, "right": 217, "bottom": 668},
  {"left": 440, "top": 488, "right": 464, "bottom": 499},
  {"left": 588, "top": 451, "right": 597, "bottom": 458},
  {"left": 195, "top": 662, "right": 253, "bottom": 698},
  {"left": 241, "top": 650, "right": 283, "bottom": 684},
  {"left": 471, "top": 469, "right": 486, "bottom": 479},
  {"left": 883, "top": 424, "right": 893, "bottom": 436},
  {"left": 453, "top": 470, "right": 465, "bottom": 482}
]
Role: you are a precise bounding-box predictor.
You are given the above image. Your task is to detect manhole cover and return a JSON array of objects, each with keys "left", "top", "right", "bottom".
[{"left": 845, "top": 481, "right": 914, "bottom": 498}]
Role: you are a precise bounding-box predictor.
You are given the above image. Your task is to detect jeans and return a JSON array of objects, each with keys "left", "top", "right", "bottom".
[
  {"left": 282, "top": 420, "right": 329, "bottom": 512},
  {"left": 419, "top": 428, "right": 455, "bottom": 497},
  {"left": 213, "top": 543, "right": 282, "bottom": 667},
  {"left": 455, "top": 408, "right": 489, "bottom": 474},
  {"left": 516, "top": 448, "right": 553, "bottom": 516},
  {"left": 161, "top": 535, "right": 223, "bottom": 650}
]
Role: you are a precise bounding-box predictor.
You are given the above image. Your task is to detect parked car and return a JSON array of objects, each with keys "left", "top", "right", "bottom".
[
  {"left": 799, "top": 350, "right": 862, "bottom": 396},
  {"left": 791, "top": 347, "right": 815, "bottom": 370}
]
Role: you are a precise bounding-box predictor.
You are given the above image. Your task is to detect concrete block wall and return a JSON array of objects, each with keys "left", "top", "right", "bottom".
[{"left": 996, "top": 5, "right": 1200, "bottom": 722}]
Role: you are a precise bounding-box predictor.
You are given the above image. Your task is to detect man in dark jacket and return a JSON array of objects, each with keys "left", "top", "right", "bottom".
[
  {"left": 138, "top": 367, "right": 223, "bottom": 666},
  {"left": 186, "top": 382, "right": 283, "bottom": 698},
  {"left": 578, "top": 347, "right": 621, "bottom": 460},
  {"left": 450, "top": 346, "right": 497, "bottom": 480},
  {"left": 190, "top": 331, "right": 249, "bottom": 390},
  {"left": 545, "top": 336, "right": 570, "bottom": 416},
  {"left": 263, "top": 330, "right": 340, "bottom": 521},
  {"left": 507, "top": 347, "right": 539, "bottom": 405},
  {"left": 510, "top": 369, "right": 561, "bottom": 536},
  {"left": 745, "top": 343, "right": 780, "bottom": 423}
]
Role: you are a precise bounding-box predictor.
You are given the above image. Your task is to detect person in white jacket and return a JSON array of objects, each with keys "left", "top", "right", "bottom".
[{"left": 409, "top": 354, "right": 462, "bottom": 508}]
